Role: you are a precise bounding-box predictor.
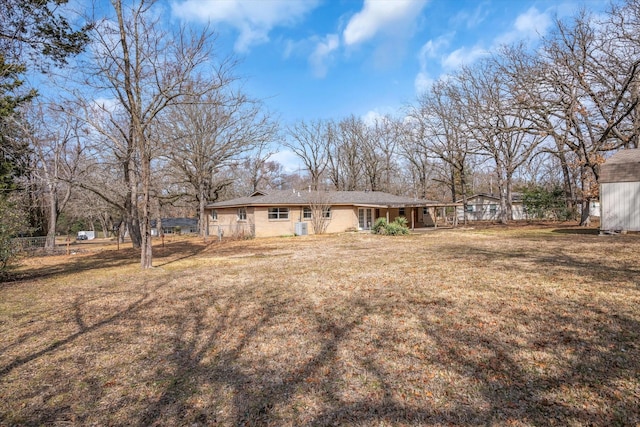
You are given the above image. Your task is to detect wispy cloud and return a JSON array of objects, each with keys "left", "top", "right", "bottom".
[
  {"left": 171, "top": 0, "right": 320, "bottom": 52},
  {"left": 441, "top": 45, "right": 490, "bottom": 70},
  {"left": 494, "top": 7, "right": 553, "bottom": 46},
  {"left": 414, "top": 34, "right": 452, "bottom": 93},
  {"left": 450, "top": 3, "right": 490, "bottom": 29},
  {"left": 343, "top": 0, "right": 429, "bottom": 46},
  {"left": 413, "top": 5, "right": 554, "bottom": 94},
  {"left": 309, "top": 34, "right": 340, "bottom": 78},
  {"left": 268, "top": 149, "right": 301, "bottom": 173}
]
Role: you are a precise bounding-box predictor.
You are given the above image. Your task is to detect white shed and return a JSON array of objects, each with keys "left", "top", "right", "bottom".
[{"left": 600, "top": 149, "right": 640, "bottom": 232}]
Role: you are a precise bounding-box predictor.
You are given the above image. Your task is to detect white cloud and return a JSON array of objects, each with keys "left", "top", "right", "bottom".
[
  {"left": 414, "top": 71, "right": 434, "bottom": 94},
  {"left": 451, "top": 3, "right": 489, "bottom": 29},
  {"left": 419, "top": 36, "right": 450, "bottom": 60},
  {"left": 268, "top": 150, "right": 302, "bottom": 173},
  {"left": 441, "top": 45, "right": 489, "bottom": 70},
  {"left": 343, "top": 0, "right": 429, "bottom": 46},
  {"left": 309, "top": 34, "right": 340, "bottom": 78},
  {"left": 93, "top": 97, "right": 118, "bottom": 113},
  {"left": 494, "top": 7, "right": 552, "bottom": 46},
  {"left": 171, "top": 0, "right": 320, "bottom": 52},
  {"left": 413, "top": 34, "right": 452, "bottom": 93},
  {"left": 515, "top": 7, "right": 552, "bottom": 37}
]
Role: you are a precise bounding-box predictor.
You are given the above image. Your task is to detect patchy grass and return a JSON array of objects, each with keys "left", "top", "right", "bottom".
[{"left": 1, "top": 226, "right": 639, "bottom": 426}]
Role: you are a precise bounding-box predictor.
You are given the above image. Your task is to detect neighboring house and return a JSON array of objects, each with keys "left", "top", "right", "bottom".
[
  {"left": 455, "top": 193, "right": 527, "bottom": 222},
  {"left": 600, "top": 149, "right": 640, "bottom": 232},
  {"left": 150, "top": 218, "right": 198, "bottom": 236},
  {"left": 205, "top": 190, "right": 454, "bottom": 238}
]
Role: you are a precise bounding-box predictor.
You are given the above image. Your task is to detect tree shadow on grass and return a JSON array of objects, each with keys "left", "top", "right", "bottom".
[
  {"left": 133, "top": 288, "right": 373, "bottom": 426},
  {"left": 440, "top": 240, "right": 640, "bottom": 288},
  {"left": 0, "top": 281, "right": 166, "bottom": 381},
  {"left": 3, "top": 233, "right": 639, "bottom": 426},
  {"left": 3, "top": 277, "right": 639, "bottom": 426},
  {"left": 125, "top": 279, "right": 639, "bottom": 426},
  {"left": 416, "top": 299, "right": 640, "bottom": 425},
  {"left": 1, "top": 239, "right": 215, "bottom": 287}
]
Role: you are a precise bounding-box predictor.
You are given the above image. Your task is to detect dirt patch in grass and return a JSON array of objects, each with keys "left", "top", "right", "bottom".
[{"left": 1, "top": 229, "right": 639, "bottom": 426}]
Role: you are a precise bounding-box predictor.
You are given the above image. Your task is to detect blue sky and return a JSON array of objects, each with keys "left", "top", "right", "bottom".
[
  {"left": 166, "top": 0, "right": 606, "bottom": 169},
  {"left": 169, "top": 0, "right": 605, "bottom": 124}
]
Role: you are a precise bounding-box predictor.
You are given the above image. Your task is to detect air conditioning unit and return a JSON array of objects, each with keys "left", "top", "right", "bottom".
[{"left": 294, "top": 222, "right": 308, "bottom": 236}]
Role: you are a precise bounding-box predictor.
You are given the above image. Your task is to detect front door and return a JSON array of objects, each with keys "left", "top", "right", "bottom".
[{"left": 358, "top": 208, "right": 373, "bottom": 230}]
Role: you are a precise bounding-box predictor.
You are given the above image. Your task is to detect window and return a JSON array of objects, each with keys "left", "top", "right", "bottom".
[
  {"left": 303, "top": 207, "right": 312, "bottom": 220},
  {"left": 423, "top": 207, "right": 428, "bottom": 215},
  {"left": 322, "top": 207, "right": 332, "bottom": 218},
  {"left": 268, "top": 207, "right": 289, "bottom": 220},
  {"left": 489, "top": 204, "right": 497, "bottom": 214},
  {"left": 466, "top": 204, "right": 475, "bottom": 213},
  {"left": 210, "top": 210, "right": 218, "bottom": 221},
  {"left": 237, "top": 208, "right": 247, "bottom": 221},
  {"left": 399, "top": 207, "right": 405, "bottom": 217}
]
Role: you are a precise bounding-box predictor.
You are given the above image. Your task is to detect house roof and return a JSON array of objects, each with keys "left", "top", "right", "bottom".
[
  {"left": 599, "top": 149, "right": 640, "bottom": 183},
  {"left": 206, "top": 190, "right": 444, "bottom": 209},
  {"left": 456, "top": 193, "right": 523, "bottom": 203},
  {"left": 150, "top": 218, "right": 198, "bottom": 228}
]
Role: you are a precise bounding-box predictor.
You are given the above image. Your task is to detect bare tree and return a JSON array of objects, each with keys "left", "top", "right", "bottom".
[
  {"left": 72, "top": 0, "right": 219, "bottom": 268},
  {"left": 453, "top": 58, "right": 546, "bottom": 223},
  {"left": 329, "top": 116, "right": 365, "bottom": 191},
  {"left": 397, "top": 117, "right": 433, "bottom": 199},
  {"left": 285, "top": 119, "right": 331, "bottom": 190},
  {"left": 18, "top": 102, "right": 85, "bottom": 249},
  {"left": 540, "top": 10, "right": 640, "bottom": 225},
  {"left": 370, "top": 116, "right": 401, "bottom": 193},
  {"left": 308, "top": 191, "right": 331, "bottom": 234},
  {"left": 497, "top": 43, "right": 579, "bottom": 217},
  {"left": 409, "top": 78, "right": 477, "bottom": 222},
  {"left": 162, "top": 81, "right": 278, "bottom": 237}
]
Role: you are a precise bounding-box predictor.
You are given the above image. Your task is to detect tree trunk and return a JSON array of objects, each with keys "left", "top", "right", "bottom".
[
  {"left": 505, "top": 171, "right": 514, "bottom": 221},
  {"left": 496, "top": 166, "right": 508, "bottom": 225},
  {"left": 460, "top": 168, "right": 468, "bottom": 226},
  {"left": 45, "top": 191, "right": 58, "bottom": 251},
  {"left": 199, "top": 182, "right": 207, "bottom": 237},
  {"left": 580, "top": 199, "right": 591, "bottom": 227},
  {"left": 140, "top": 152, "right": 153, "bottom": 269}
]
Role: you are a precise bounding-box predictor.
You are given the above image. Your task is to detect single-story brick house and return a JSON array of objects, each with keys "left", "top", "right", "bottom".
[
  {"left": 205, "top": 190, "right": 456, "bottom": 238},
  {"left": 600, "top": 148, "right": 640, "bottom": 232},
  {"left": 150, "top": 218, "right": 199, "bottom": 236},
  {"left": 455, "top": 193, "right": 527, "bottom": 221}
]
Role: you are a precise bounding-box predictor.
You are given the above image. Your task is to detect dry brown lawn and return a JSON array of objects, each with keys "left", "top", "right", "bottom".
[{"left": 0, "top": 225, "right": 639, "bottom": 426}]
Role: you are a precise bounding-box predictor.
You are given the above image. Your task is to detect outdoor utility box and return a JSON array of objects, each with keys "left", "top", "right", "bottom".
[{"left": 294, "top": 222, "right": 308, "bottom": 236}]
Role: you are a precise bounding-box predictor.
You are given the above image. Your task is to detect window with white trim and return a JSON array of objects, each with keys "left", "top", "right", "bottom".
[
  {"left": 268, "top": 207, "right": 289, "bottom": 220},
  {"left": 237, "top": 208, "right": 247, "bottom": 221},
  {"left": 322, "top": 207, "right": 332, "bottom": 218},
  {"left": 303, "top": 207, "right": 312, "bottom": 219},
  {"left": 210, "top": 210, "right": 218, "bottom": 221}
]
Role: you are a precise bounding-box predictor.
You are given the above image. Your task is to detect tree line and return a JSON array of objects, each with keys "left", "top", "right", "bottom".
[
  {"left": 1, "top": 0, "right": 639, "bottom": 270},
  {"left": 284, "top": 1, "right": 640, "bottom": 227}
]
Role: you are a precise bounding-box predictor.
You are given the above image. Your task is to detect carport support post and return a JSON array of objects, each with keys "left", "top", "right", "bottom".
[{"left": 411, "top": 208, "right": 415, "bottom": 230}]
